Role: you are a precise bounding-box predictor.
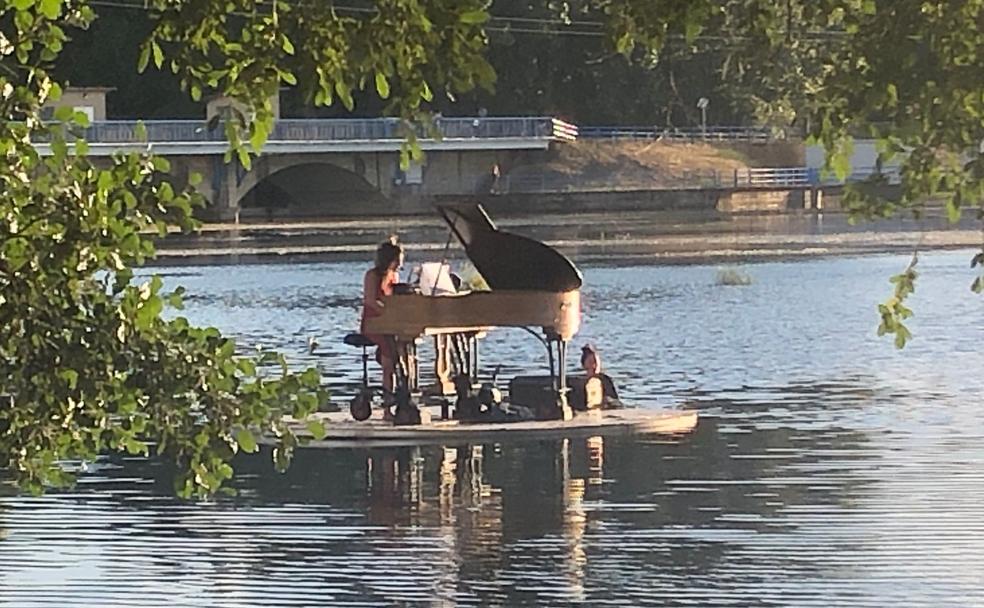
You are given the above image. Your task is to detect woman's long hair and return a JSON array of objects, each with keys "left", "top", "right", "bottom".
[{"left": 374, "top": 235, "right": 403, "bottom": 274}]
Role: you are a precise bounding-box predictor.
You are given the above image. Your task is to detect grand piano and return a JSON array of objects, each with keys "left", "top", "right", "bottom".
[{"left": 362, "top": 203, "right": 583, "bottom": 419}]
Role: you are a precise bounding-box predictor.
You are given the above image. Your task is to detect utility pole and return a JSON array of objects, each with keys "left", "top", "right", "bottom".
[{"left": 697, "top": 97, "right": 709, "bottom": 136}]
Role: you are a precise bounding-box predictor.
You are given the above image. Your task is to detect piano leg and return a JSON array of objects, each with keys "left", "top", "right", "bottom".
[
  {"left": 557, "top": 339, "right": 573, "bottom": 421},
  {"left": 471, "top": 334, "right": 480, "bottom": 380},
  {"left": 434, "top": 335, "right": 452, "bottom": 396},
  {"left": 542, "top": 336, "right": 573, "bottom": 421},
  {"left": 392, "top": 339, "right": 427, "bottom": 426},
  {"left": 547, "top": 341, "right": 556, "bottom": 381},
  {"left": 394, "top": 339, "right": 420, "bottom": 394}
]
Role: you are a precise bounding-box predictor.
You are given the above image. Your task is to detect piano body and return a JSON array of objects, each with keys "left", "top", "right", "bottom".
[
  {"left": 362, "top": 203, "right": 583, "bottom": 418},
  {"left": 362, "top": 290, "right": 580, "bottom": 342}
]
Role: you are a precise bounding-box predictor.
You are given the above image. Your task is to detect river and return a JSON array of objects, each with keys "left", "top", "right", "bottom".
[{"left": 1, "top": 249, "right": 983, "bottom": 606}]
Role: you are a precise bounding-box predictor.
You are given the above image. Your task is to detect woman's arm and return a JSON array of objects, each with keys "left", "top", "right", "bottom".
[{"left": 363, "top": 271, "right": 384, "bottom": 315}]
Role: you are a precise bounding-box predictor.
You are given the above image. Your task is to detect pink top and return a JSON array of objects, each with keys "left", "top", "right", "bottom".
[{"left": 361, "top": 267, "right": 398, "bottom": 332}]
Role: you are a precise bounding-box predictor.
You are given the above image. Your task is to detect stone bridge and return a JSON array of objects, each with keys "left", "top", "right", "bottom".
[{"left": 38, "top": 117, "right": 578, "bottom": 220}]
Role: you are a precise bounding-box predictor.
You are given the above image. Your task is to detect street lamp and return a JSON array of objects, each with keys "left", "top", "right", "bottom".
[{"left": 696, "top": 97, "right": 709, "bottom": 134}]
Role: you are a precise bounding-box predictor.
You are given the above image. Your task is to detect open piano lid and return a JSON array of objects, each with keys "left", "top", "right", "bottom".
[{"left": 437, "top": 203, "right": 583, "bottom": 292}]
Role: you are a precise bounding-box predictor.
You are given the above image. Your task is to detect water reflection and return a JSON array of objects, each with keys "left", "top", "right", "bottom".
[
  {"left": 2, "top": 378, "right": 984, "bottom": 606},
  {"left": 2, "top": 250, "right": 984, "bottom": 606}
]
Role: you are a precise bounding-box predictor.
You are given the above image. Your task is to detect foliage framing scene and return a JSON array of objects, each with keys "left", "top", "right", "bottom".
[{"left": 2, "top": 0, "right": 984, "bottom": 497}]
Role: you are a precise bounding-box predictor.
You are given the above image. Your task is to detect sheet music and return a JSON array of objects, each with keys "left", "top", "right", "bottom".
[{"left": 417, "top": 262, "right": 456, "bottom": 296}]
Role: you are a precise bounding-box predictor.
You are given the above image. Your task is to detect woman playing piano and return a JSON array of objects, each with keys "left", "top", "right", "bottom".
[{"left": 361, "top": 236, "right": 404, "bottom": 401}]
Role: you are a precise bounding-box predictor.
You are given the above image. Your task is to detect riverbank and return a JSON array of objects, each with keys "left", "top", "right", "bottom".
[{"left": 152, "top": 209, "right": 982, "bottom": 266}]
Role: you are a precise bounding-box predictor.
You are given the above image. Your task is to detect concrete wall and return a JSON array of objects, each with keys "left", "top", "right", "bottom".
[
  {"left": 472, "top": 189, "right": 723, "bottom": 216},
  {"left": 806, "top": 139, "right": 904, "bottom": 174},
  {"left": 43, "top": 87, "right": 112, "bottom": 121},
  {"left": 717, "top": 189, "right": 802, "bottom": 213}
]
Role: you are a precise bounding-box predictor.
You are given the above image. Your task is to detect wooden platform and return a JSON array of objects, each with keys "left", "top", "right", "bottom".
[{"left": 284, "top": 408, "right": 698, "bottom": 448}]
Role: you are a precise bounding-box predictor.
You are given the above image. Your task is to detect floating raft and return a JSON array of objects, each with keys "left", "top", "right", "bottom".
[{"left": 286, "top": 408, "right": 698, "bottom": 448}]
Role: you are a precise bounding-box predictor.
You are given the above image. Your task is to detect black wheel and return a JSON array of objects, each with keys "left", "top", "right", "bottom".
[{"left": 349, "top": 389, "right": 371, "bottom": 421}]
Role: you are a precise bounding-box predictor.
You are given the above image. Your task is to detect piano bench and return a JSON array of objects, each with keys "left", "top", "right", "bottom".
[{"left": 343, "top": 333, "right": 376, "bottom": 349}]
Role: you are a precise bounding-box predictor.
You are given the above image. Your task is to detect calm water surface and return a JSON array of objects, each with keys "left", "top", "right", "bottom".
[{"left": 2, "top": 250, "right": 983, "bottom": 607}]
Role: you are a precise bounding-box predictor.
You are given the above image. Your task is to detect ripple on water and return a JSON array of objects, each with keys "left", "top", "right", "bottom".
[{"left": 2, "top": 251, "right": 984, "bottom": 606}]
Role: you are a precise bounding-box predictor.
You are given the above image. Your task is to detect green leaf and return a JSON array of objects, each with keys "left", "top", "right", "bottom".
[
  {"left": 159, "top": 181, "right": 174, "bottom": 202},
  {"left": 11, "top": 0, "right": 34, "bottom": 11},
  {"left": 134, "top": 295, "right": 163, "bottom": 330},
  {"left": 152, "top": 41, "right": 164, "bottom": 69},
  {"left": 59, "top": 369, "right": 78, "bottom": 390},
  {"left": 335, "top": 80, "right": 354, "bottom": 110},
  {"left": 2, "top": 237, "right": 30, "bottom": 271},
  {"left": 236, "top": 428, "right": 258, "bottom": 453},
  {"left": 137, "top": 44, "right": 151, "bottom": 73},
  {"left": 375, "top": 72, "right": 390, "bottom": 99},
  {"left": 97, "top": 170, "right": 113, "bottom": 192},
  {"left": 831, "top": 150, "right": 851, "bottom": 181},
  {"left": 249, "top": 123, "right": 268, "bottom": 152},
  {"left": 53, "top": 105, "right": 73, "bottom": 121},
  {"left": 281, "top": 37, "right": 295, "bottom": 55},
  {"left": 73, "top": 110, "right": 90, "bottom": 128},
  {"left": 51, "top": 138, "right": 67, "bottom": 159},
  {"left": 615, "top": 32, "right": 633, "bottom": 55},
  {"left": 124, "top": 438, "right": 148, "bottom": 456},
  {"left": 684, "top": 19, "right": 703, "bottom": 44},
  {"left": 39, "top": 0, "right": 60, "bottom": 19},
  {"left": 894, "top": 325, "right": 911, "bottom": 349},
  {"left": 886, "top": 83, "right": 898, "bottom": 107},
  {"left": 306, "top": 419, "right": 326, "bottom": 440},
  {"left": 236, "top": 145, "right": 252, "bottom": 170},
  {"left": 945, "top": 198, "right": 962, "bottom": 223},
  {"left": 237, "top": 358, "right": 256, "bottom": 376},
  {"left": 458, "top": 10, "right": 488, "bottom": 24}
]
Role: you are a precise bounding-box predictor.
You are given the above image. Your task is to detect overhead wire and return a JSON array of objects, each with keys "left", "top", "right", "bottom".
[{"left": 83, "top": 0, "right": 849, "bottom": 42}]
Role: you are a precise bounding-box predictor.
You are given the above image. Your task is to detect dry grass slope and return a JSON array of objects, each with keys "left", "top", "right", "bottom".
[{"left": 506, "top": 140, "right": 804, "bottom": 191}]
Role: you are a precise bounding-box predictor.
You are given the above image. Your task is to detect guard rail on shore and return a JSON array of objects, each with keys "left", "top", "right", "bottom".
[
  {"left": 736, "top": 166, "right": 902, "bottom": 188},
  {"left": 578, "top": 125, "right": 782, "bottom": 143},
  {"left": 498, "top": 165, "right": 902, "bottom": 194}
]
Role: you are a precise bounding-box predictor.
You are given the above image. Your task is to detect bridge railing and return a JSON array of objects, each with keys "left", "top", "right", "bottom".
[
  {"left": 56, "top": 117, "right": 569, "bottom": 144},
  {"left": 734, "top": 167, "right": 811, "bottom": 188},
  {"left": 578, "top": 125, "right": 781, "bottom": 143}
]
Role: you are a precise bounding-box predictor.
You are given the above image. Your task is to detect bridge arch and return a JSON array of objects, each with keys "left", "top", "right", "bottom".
[{"left": 236, "top": 156, "right": 392, "bottom": 217}]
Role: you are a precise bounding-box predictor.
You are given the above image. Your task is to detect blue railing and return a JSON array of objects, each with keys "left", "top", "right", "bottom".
[{"left": 66, "top": 117, "right": 570, "bottom": 144}]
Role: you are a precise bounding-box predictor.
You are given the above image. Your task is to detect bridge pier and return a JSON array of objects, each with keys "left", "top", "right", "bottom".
[{"left": 211, "top": 157, "right": 244, "bottom": 221}]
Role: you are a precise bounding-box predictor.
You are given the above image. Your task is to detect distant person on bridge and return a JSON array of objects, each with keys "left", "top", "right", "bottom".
[{"left": 361, "top": 236, "right": 405, "bottom": 406}]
